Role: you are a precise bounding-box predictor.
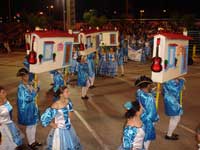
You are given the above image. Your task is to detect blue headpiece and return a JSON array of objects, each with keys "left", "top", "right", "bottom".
[{"left": 124, "top": 101, "right": 133, "bottom": 110}]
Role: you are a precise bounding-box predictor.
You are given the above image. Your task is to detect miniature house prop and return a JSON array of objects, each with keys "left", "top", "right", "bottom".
[
  {"left": 151, "top": 32, "right": 191, "bottom": 83},
  {"left": 25, "top": 31, "right": 74, "bottom": 74}
]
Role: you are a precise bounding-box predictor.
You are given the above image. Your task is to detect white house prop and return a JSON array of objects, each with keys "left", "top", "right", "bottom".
[
  {"left": 151, "top": 32, "right": 191, "bottom": 83},
  {"left": 26, "top": 31, "right": 74, "bottom": 74}
]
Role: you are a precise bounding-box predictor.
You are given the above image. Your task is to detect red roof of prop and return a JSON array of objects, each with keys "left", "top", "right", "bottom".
[
  {"left": 32, "top": 31, "right": 74, "bottom": 38},
  {"left": 80, "top": 29, "right": 118, "bottom": 34},
  {"left": 155, "top": 32, "right": 192, "bottom": 40}
]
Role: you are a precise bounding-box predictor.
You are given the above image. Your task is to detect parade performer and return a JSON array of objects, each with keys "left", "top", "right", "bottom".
[
  {"left": 162, "top": 78, "right": 185, "bottom": 140},
  {"left": 119, "top": 101, "right": 145, "bottom": 150},
  {"left": 107, "top": 47, "right": 117, "bottom": 77},
  {"left": 135, "top": 75, "right": 159, "bottom": 150},
  {"left": 99, "top": 48, "right": 108, "bottom": 77},
  {"left": 87, "top": 52, "right": 96, "bottom": 88},
  {"left": 49, "top": 70, "right": 65, "bottom": 101},
  {"left": 77, "top": 55, "right": 90, "bottom": 100},
  {"left": 69, "top": 47, "right": 79, "bottom": 76},
  {"left": 16, "top": 68, "right": 42, "bottom": 150},
  {"left": 40, "top": 86, "right": 82, "bottom": 150},
  {"left": 117, "top": 46, "right": 125, "bottom": 76},
  {"left": 0, "top": 86, "right": 23, "bottom": 150}
]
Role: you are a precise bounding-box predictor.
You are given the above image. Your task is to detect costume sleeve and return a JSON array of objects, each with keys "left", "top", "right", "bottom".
[
  {"left": 122, "top": 127, "right": 137, "bottom": 149},
  {"left": 40, "top": 108, "right": 57, "bottom": 127},
  {"left": 67, "top": 99, "right": 73, "bottom": 112}
]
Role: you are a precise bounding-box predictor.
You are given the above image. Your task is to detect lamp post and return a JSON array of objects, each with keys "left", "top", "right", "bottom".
[
  {"left": 63, "top": 0, "right": 66, "bottom": 31},
  {"left": 140, "top": 9, "right": 144, "bottom": 24}
]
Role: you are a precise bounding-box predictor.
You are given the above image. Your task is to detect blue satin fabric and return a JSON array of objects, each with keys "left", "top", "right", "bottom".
[
  {"left": 77, "top": 63, "right": 89, "bottom": 87},
  {"left": 17, "top": 83, "right": 39, "bottom": 126},
  {"left": 7, "top": 122, "right": 23, "bottom": 146},
  {"left": 87, "top": 53, "right": 95, "bottom": 77},
  {"left": 40, "top": 107, "right": 58, "bottom": 127},
  {"left": 136, "top": 89, "right": 159, "bottom": 141},
  {"left": 50, "top": 70, "right": 64, "bottom": 92},
  {"left": 120, "top": 126, "right": 145, "bottom": 150},
  {"left": 162, "top": 79, "right": 184, "bottom": 116}
]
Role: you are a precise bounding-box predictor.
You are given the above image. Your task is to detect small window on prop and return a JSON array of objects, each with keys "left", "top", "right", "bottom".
[
  {"left": 168, "top": 44, "right": 177, "bottom": 68},
  {"left": 43, "top": 41, "right": 55, "bottom": 61},
  {"left": 110, "top": 34, "right": 116, "bottom": 44}
]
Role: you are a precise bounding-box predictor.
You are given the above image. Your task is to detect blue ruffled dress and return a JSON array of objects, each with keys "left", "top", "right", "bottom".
[
  {"left": 87, "top": 53, "right": 95, "bottom": 78},
  {"left": 40, "top": 100, "right": 82, "bottom": 150},
  {"left": 107, "top": 53, "right": 117, "bottom": 77},
  {"left": 162, "top": 79, "right": 184, "bottom": 116},
  {"left": 136, "top": 89, "right": 159, "bottom": 141},
  {"left": 0, "top": 101, "right": 23, "bottom": 149}
]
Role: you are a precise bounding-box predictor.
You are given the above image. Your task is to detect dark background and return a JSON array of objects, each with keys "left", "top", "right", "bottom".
[{"left": 0, "top": 0, "right": 200, "bottom": 21}]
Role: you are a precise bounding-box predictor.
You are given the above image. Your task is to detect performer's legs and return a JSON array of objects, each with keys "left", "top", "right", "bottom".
[
  {"left": 144, "top": 140, "right": 151, "bottom": 150},
  {"left": 120, "top": 65, "right": 124, "bottom": 75},
  {"left": 85, "top": 80, "right": 91, "bottom": 95},
  {"left": 89, "top": 76, "right": 95, "bottom": 87},
  {"left": 167, "top": 116, "right": 181, "bottom": 137},
  {"left": 26, "top": 125, "right": 36, "bottom": 145},
  {"left": 81, "top": 87, "right": 86, "bottom": 97}
]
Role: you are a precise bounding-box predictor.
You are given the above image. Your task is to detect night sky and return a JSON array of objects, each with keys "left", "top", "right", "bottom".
[{"left": 0, "top": 0, "right": 200, "bottom": 20}]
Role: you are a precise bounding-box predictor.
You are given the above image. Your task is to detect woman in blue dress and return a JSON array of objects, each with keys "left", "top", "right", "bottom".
[
  {"left": 119, "top": 100, "right": 145, "bottom": 150},
  {"left": 40, "top": 86, "right": 82, "bottom": 150},
  {"left": 117, "top": 46, "right": 125, "bottom": 76},
  {"left": 162, "top": 78, "right": 185, "bottom": 140},
  {"left": 135, "top": 76, "right": 159, "bottom": 150},
  {"left": 107, "top": 47, "right": 117, "bottom": 77},
  {"left": 99, "top": 48, "right": 108, "bottom": 77},
  {"left": 87, "top": 52, "right": 96, "bottom": 88},
  {"left": 0, "top": 86, "right": 23, "bottom": 150},
  {"left": 16, "top": 68, "right": 42, "bottom": 150},
  {"left": 70, "top": 47, "right": 79, "bottom": 76},
  {"left": 77, "top": 55, "right": 90, "bottom": 100}
]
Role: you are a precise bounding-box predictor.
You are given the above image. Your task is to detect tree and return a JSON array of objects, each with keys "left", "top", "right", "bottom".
[{"left": 83, "top": 10, "right": 107, "bottom": 27}]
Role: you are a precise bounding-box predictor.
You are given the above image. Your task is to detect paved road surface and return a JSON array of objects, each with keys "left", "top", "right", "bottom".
[{"left": 0, "top": 52, "right": 199, "bottom": 150}]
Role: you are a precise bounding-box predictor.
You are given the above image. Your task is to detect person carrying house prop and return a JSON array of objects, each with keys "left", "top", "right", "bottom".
[
  {"left": 162, "top": 77, "right": 186, "bottom": 140},
  {"left": 49, "top": 69, "right": 65, "bottom": 102}
]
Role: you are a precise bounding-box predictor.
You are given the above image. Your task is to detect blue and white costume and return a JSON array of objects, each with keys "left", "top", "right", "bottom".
[
  {"left": 119, "top": 125, "right": 145, "bottom": 150},
  {"left": 49, "top": 70, "right": 65, "bottom": 93},
  {"left": 136, "top": 89, "right": 159, "bottom": 143},
  {"left": 0, "top": 101, "right": 23, "bottom": 150},
  {"left": 70, "top": 51, "right": 79, "bottom": 74},
  {"left": 107, "top": 53, "right": 117, "bottom": 77},
  {"left": 162, "top": 79, "right": 184, "bottom": 116},
  {"left": 77, "top": 63, "right": 89, "bottom": 87},
  {"left": 99, "top": 53, "right": 108, "bottom": 76},
  {"left": 17, "top": 83, "right": 39, "bottom": 126},
  {"left": 87, "top": 53, "right": 95, "bottom": 78},
  {"left": 162, "top": 79, "right": 185, "bottom": 138},
  {"left": 117, "top": 48, "right": 124, "bottom": 66},
  {"left": 40, "top": 100, "right": 82, "bottom": 150}
]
